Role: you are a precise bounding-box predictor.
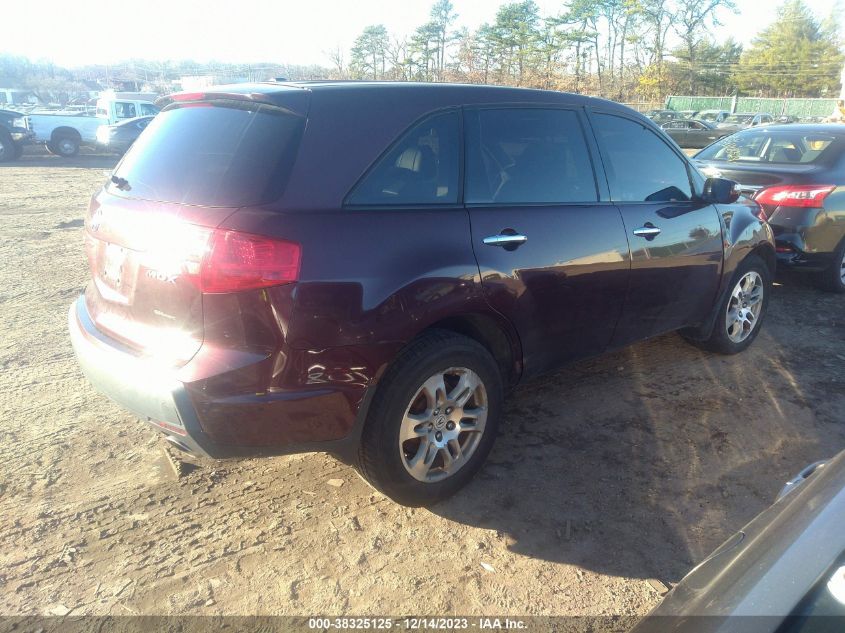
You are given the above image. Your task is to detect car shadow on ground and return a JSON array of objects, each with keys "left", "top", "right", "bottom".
[{"left": 430, "top": 278, "right": 845, "bottom": 583}]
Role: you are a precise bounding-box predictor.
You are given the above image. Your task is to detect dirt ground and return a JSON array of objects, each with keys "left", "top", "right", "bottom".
[{"left": 1, "top": 149, "right": 844, "bottom": 619}]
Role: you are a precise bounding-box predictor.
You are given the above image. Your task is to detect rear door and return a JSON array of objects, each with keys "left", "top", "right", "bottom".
[
  {"left": 588, "top": 110, "right": 723, "bottom": 345},
  {"left": 465, "top": 106, "right": 630, "bottom": 377}
]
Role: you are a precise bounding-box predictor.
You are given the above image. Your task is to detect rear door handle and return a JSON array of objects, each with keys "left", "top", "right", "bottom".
[
  {"left": 632, "top": 225, "right": 661, "bottom": 239},
  {"left": 483, "top": 233, "right": 528, "bottom": 247}
]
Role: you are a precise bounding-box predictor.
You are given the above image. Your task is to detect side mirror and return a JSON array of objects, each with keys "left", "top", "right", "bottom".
[{"left": 702, "top": 177, "right": 740, "bottom": 204}]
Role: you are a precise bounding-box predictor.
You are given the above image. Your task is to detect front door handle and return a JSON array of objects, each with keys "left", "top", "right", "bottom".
[
  {"left": 483, "top": 233, "right": 528, "bottom": 247},
  {"left": 632, "top": 224, "right": 661, "bottom": 239}
]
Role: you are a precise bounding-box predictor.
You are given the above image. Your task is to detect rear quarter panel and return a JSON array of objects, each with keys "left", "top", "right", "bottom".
[{"left": 716, "top": 197, "right": 775, "bottom": 292}]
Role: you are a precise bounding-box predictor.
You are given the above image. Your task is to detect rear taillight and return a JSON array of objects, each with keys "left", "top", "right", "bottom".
[
  {"left": 753, "top": 185, "right": 835, "bottom": 208},
  {"left": 197, "top": 229, "right": 301, "bottom": 293}
]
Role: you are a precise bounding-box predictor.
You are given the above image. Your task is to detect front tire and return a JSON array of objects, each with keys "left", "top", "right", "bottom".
[
  {"left": 816, "top": 239, "right": 845, "bottom": 293},
  {"left": 687, "top": 255, "right": 770, "bottom": 355},
  {"left": 357, "top": 330, "right": 503, "bottom": 506}
]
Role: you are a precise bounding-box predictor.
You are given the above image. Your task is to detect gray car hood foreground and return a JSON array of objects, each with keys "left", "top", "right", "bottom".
[{"left": 632, "top": 450, "right": 845, "bottom": 632}]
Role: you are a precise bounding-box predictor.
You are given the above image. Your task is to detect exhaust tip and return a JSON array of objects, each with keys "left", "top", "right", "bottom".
[{"left": 164, "top": 436, "right": 193, "bottom": 454}]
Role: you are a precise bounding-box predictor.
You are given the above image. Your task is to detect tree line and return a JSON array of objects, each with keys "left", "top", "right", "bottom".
[
  {"left": 340, "top": 0, "right": 843, "bottom": 100},
  {"left": 1, "top": 0, "right": 840, "bottom": 106}
]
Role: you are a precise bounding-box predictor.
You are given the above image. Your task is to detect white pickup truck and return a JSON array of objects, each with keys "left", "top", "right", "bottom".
[
  {"left": 25, "top": 112, "right": 103, "bottom": 157},
  {"left": 25, "top": 94, "right": 160, "bottom": 157}
]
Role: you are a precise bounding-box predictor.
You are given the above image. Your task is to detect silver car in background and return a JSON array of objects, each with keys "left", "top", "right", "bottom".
[{"left": 633, "top": 451, "right": 845, "bottom": 633}]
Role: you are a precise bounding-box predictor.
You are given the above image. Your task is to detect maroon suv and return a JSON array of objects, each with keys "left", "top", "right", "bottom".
[{"left": 69, "top": 82, "right": 775, "bottom": 506}]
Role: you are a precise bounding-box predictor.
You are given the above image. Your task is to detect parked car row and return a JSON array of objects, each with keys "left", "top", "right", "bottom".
[{"left": 650, "top": 108, "right": 837, "bottom": 148}]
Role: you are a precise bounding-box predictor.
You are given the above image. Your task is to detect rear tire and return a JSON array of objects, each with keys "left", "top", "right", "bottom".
[
  {"left": 357, "top": 330, "right": 503, "bottom": 507},
  {"left": 686, "top": 254, "right": 770, "bottom": 355},
  {"left": 816, "top": 239, "right": 845, "bottom": 293},
  {"left": 53, "top": 135, "right": 80, "bottom": 157}
]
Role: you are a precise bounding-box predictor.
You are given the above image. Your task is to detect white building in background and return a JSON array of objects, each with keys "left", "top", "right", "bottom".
[
  {"left": 177, "top": 75, "right": 250, "bottom": 92},
  {"left": 0, "top": 88, "right": 38, "bottom": 106}
]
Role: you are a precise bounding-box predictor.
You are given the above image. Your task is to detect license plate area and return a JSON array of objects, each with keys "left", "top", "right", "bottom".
[{"left": 101, "top": 243, "right": 126, "bottom": 288}]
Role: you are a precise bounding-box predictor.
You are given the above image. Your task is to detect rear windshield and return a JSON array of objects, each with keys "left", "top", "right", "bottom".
[
  {"left": 696, "top": 130, "right": 841, "bottom": 164},
  {"left": 108, "top": 100, "right": 305, "bottom": 207}
]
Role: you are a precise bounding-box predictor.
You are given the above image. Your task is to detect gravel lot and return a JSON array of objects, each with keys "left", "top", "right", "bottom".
[{"left": 1, "top": 150, "right": 844, "bottom": 618}]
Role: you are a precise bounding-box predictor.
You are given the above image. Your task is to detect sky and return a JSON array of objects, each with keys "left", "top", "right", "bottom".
[{"left": 3, "top": 0, "right": 843, "bottom": 69}]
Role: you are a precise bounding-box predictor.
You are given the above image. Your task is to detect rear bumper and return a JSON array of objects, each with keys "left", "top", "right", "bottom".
[
  {"left": 68, "top": 296, "right": 369, "bottom": 459},
  {"left": 773, "top": 231, "right": 836, "bottom": 272},
  {"left": 769, "top": 210, "right": 844, "bottom": 273},
  {"left": 69, "top": 297, "right": 223, "bottom": 457}
]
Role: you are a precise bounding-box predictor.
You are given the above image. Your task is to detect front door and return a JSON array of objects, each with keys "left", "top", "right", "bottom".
[
  {"left": 465, "top": 107, "right": 630, "bottom": 377},
  {"left": 589, "top": 110, "right": 723, "bottom": 345}
]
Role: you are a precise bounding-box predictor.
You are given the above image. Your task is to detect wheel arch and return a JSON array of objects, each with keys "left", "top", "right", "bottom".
[
  {"left": 421, "top": 312, "right": 523, "bottom": 390},
  {"left": 751, "top": 241, "right": 776, "bottom": 277},
  {"left": 50, "top": 126, "right": 82, "bottom": 143}
]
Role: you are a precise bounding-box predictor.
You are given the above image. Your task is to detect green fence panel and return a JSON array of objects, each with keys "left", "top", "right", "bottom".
[
  {"left": 665, "top": 96, "right": 733, "bottom": 111},
  {"left": 666, "top": 95, "right": 836, "bottom": 118}
]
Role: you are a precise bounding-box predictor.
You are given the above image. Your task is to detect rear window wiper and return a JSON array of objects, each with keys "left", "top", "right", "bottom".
[{"left": 110, "top": 175, "right": 131, "bottom": 191}]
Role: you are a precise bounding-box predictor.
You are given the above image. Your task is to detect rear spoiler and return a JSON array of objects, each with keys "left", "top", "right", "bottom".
[{"left": 156, "top": 84, "right": 310, "bottom": 118}]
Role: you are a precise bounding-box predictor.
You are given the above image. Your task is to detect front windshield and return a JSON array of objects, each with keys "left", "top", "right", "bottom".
[
  {"left": 696, "top": 130, "right": 839, "bottom": 163},
  {"left": 700, "top": 112, "right": 719, "bottom": 121},
  {"left": 723, "top": 114, "right": 753, "bottom": 124}
]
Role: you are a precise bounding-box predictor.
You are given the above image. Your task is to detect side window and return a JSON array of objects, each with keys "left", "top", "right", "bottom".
[
  {"left": 593, "top": 113, "right": 692, "bottom": 203},
  {"left": 347, "top": 110, "right": 459, "bottom": 206},
  {"left": 139, "top": 103, "right": 158, "bottom": 116},
  {"left": 465, "top": 108, "right": 597, "bottom": 204},
  {"left": 116, "top": 102, "right": 137, "bottom": 119}
]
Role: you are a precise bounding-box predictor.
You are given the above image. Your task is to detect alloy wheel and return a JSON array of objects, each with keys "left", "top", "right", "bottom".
[
  {"left": 399, "top": 367, "right": 488, "bottom": 483},
  {"left": 726, "top": 271, "right": 764, "bottom": 343}
]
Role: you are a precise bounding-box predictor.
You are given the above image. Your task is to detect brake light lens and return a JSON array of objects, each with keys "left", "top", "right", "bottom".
[
  {"left": 197, "top": 229, "right": 301, "bottom": 293},
  {"left": 170, "top": 92, "right": 206, "bottom": 102},
  {"left": 754, "top": 185, "right": 835, "bottom": 208}
]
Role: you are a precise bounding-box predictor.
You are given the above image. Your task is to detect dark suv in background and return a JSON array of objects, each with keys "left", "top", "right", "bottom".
[
  {"left": 0, "top": 108, "right": 33, "bottom": 161},
  {"left": 69, "top": 82, "right": 774, "bottom": 506}
]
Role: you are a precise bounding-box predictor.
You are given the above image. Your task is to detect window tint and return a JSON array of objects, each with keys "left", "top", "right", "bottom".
[
  {"left": 347, "top": 111, "right": 459, "bottom": 206},
  {"left": 108, "top": 100, "right": 305, "bottom": 207},
  {"left": 466, "top": 108, "right": 597, "bottom": 204},
  {"left": 593, "top": 113, "right": 692, "bottom": 202},
  {"left": 116, "top": 102, "right": 136, "bottom": 119},
  {"left": 139, "top": 103, "right": 158, "bottom": 116}
]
